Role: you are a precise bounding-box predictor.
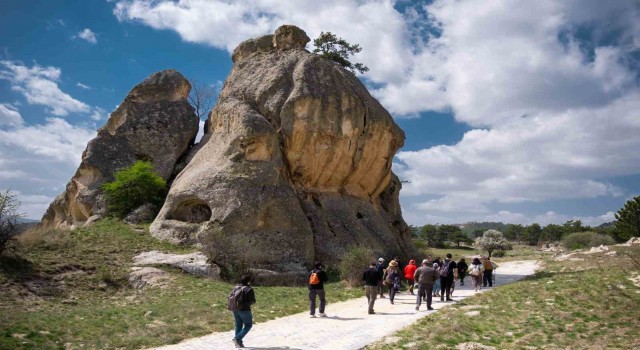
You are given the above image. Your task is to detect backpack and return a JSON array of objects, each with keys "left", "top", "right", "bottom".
[
  {"left": 227, "top": 286, "right": 246, "bottom": 311},
  {"left": 309, "top": 269, "right": 320, "bottom": 285},
  {"left": 439, "top": 261, "right": 450, "bottom": 277},
  {"left": 471, "top": 264, "right": 482, "bottom": 276},
  {"left": 483, "top": 260, "right": 493, "bottom": 271}
]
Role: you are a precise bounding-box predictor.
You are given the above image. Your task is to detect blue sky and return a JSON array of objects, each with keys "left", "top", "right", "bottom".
[{"left": 1, "top": 0, "right": 639, "bottom": 227}]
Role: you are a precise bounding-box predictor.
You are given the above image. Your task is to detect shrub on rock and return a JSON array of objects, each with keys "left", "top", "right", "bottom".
[{"left": 102, "top": 161, "right": 167, "bottom": 219}]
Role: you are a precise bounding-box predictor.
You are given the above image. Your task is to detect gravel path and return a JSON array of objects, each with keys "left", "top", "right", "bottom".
[{"left": 147, "top": 260, "right": 539, "bottom": 350}]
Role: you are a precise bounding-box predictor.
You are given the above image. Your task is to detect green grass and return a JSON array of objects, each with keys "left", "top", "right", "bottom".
[
  {"left": 366, "top": 245, "right": 640, "bottom": 350},
  {"left": 0, "top": 219, "right": 362, "bottom": 350}
]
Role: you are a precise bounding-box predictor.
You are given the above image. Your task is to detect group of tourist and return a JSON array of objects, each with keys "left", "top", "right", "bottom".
[{"left": 226, "top": 256, "right": 497, "bottom": 348}]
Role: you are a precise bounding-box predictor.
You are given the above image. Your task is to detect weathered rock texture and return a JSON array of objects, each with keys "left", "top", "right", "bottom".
[
  {"left": 41, "top": 70, "right": 198, "bottom": 228},
  {"left": 151, "top": 25, "right": 415, "bottom": 276}
]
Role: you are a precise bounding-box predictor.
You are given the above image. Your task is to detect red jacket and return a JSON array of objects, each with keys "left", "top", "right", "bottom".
[{"left": 404, "top": 263, "right": 417, "bottom": 280}]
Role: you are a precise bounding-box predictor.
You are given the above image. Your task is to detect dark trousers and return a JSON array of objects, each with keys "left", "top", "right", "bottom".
[
  {"left": 309, "top": 289, "right": 326, "bottom": 315},
  {"left": 378, "top": 281, "right": 385, "bottom": 296},
  {"left": 389, "top": 285, "right": 397, "bottom": 302},
  {"left": 416, "top": 284, "right": 433, "bottom": 308},
  {"left": 483, "top": 270, "right": 493, "bottom": 287},
  {"left": 459, "top": 271, "right": 466, "bottom": 285},
  {"left": 440, "top": 276, "right": 453, "bottom": 299}
]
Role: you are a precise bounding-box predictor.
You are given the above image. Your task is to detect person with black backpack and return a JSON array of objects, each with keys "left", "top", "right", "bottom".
[
  {"left": 228, "top": 274, "right": 256, "bottom": 348},
  {"left": 308, "top": 262, "right": 329, "bottom": 318},
  {"left": 439, "top": 253, "right": 457, "bottom": 301}
]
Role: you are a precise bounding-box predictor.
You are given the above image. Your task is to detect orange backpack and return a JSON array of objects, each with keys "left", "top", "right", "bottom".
[{"left": 309, "top": 270, "right": 320, "bottom": 285}]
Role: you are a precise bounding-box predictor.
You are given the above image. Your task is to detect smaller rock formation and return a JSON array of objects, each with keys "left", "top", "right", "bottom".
[
  {"left": 41, "top": 70, "right": 198, "bottom": 228},
  {"left": 132, "top": 251, "right": 219, "bottom": 278},
  {"left": 128, "top": 267, "right": 172, "bottom": 289}
]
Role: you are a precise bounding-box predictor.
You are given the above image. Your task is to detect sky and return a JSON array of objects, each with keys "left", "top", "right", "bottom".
[{"left": 1, "top": 0, "right": 639, "bottom": 227}]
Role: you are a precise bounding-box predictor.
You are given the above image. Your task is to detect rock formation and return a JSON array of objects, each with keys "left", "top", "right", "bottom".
[
  {"left": 151, "top": 25, "right": 415, "bottom": 277},
  {"left": 41, "top": 70, "right": 198, "bottom": 228}
]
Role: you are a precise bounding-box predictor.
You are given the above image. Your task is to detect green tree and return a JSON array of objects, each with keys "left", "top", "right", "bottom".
[
  {"left": 541, "top": 223, "right": 565, "bottom": 242},
  {"left": 613, "top": 196, "right": 640, "bottom": 242},
  {"left": 313, "top": 32, "right": 369, "bottom": 74},
  {"left": 450, "top": 230, "right": 473, "bottom": 247},
  {"left": 504, "top": 224, "right": 525, "bottom": 241},
  {"left": 562, "top": 219, "right": 590, "bottom": 234},
  {"left": 101, "top": 161, "right": 167, "bottom": 219},
  {"left": 474, "top": 229, "right": 513, "bottom": 257},
  {"left": 526, "top": 223, "right": 543, "bottom": 245},
  {"left": 0, "top": 189, "right": 24, "bottom": 255},
  {"left": 437, "top": 224, "right": 461, "bottom": 248},
  {"left": 471, "top": 229, "right": 485, "bottom": 238},
  {"left": 420, "top": 224, "right": 438, "bottom": 247}
]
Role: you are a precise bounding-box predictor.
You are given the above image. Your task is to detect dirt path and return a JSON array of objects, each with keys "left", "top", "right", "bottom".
[{"left": 147, "top": 260, "right": 539, "bottom": 350}]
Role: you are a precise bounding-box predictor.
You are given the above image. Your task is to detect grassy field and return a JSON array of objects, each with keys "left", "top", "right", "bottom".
[
  {"left": 366, "top": 244, "right": 640, "bottom": 350},
  {"left": 0, "top": 219, "right": 362, "bottom": 350}
]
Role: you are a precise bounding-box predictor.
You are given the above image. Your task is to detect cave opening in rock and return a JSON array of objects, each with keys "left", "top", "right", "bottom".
[{"left": 167, "top": 199, "right": 212, "bottom": 223}]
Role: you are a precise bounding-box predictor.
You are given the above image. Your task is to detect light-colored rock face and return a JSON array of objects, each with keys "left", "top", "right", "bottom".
[
  {"left": 41, "top": 70, "right": 198, "bottom": 228},
  {"left": 151, "top": 25, "right": 415, "bottom": 276}
]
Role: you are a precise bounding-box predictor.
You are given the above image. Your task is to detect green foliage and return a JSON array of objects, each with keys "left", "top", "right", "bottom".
[
  {"left": 504, "top": 224, "right": 525, "bottom": 241},
  {"left": 492, "top": 250, "right": 506, "bottom": 257},
  {"left": 199, "top": 227, "right": 263, "bottom": 282},
  {"left": 101, "top": 161, "right": 167, "bottom": 218},
  {"left": 313, "top": 31, "right": 369, "bottom": 74},
  {"left": 459, "top": 222, "right": 509, "bottom": 235},
  {"left": 0, "top": 189, "right": 24, "bottom": 255},
  {"left": 419, "top": 224, "right": 438, "bottom": 247},
  {"left": 339, "top": 246, "right": 374, "bottom": 287},
  {"left": 450, "top": 230, "right": 473, "bottom": 247},
  {"left": 562, "top": 231, "right": 616, "bottom": 250},
  {"left": 540, "top": 223, "right": 565, "bottom": 242},
  {"left": 526, "top": 223, "right": 543, "bottom": 245},
  {"left": 613, "top": 195, "right": 640, "bottom": 242},
  {"left": 474, "top": 229, "right": 513, "bottom": 257},
  {"left": 437, "top": 224, "right": 461, "bottom": 248}
]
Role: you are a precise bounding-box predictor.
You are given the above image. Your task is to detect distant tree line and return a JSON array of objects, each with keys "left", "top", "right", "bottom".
[{"left": 415, "top": 195, "right": 640, "bottom": 247}]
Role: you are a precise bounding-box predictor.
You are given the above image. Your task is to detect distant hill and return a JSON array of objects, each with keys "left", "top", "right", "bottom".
[{"left": 17, "top": 218, "right": 40, "bottom": 224}]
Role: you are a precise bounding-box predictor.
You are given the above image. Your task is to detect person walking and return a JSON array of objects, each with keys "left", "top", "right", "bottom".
[
  {"left": 376, "top": 257, "right": 386, "bottom": 298},
  {"left": 482, "top": 257, "right": 494, "bottom": 287},
  {"left": 457, "top": 258, "right": 468, "bottom": 286},
  {"left": 363, "top": 261, "right": 382, "bottom": 314},
  {"left": 228, "top": 274, "right": 256, "bottom": 348},
  {"left": 470, "top": 257, "right": 484, "bottom": 292},
  {"left": 404, "top": 259, "right": 418, "bottom": 295},
  {"left": 413, "top": 259, "right": 438, "bottom": 311},
  {"left": 439, "top": 253, "right": 457, "bottom": 301},
  {"left": 432, "top": 258, "right": 441, "bottom": 297},
  {"left": 308, "top": 262, "right": 329, "bottom": 318},
  {"left": 383, "top": 260, "right": 401, "bottom": 304}
]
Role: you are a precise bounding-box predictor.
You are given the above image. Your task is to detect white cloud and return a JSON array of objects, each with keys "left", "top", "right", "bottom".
[
  {"left": 0, "top": 61, "right": 90, "bottom": 116},
  {"left": 89, "top": 107, "right": 106, "bottom": 121},
  {"left": 0, "top": 117, "right": 96, "bottom": 219},
  {"left": 0, "top": 103, "right": 23, "bottom": 127},
  {"left": 76, "top": 82, "right": 91, "bottom": 90},
  {"left": 76, "top": 28, "right": 98, "bottom": 44},
  {"left": 111, "top": 0, "right": 640, "bottom": 226}
]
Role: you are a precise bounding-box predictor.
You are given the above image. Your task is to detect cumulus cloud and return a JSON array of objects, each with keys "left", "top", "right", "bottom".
[
  {"left": 0, "top": 115, "right": 96, "bottom": 219},
  {"left": 0, "top": 61, "right": 90, "bottom": 116},
  {"left": 111, "top": 0, "right": 640, "bottom": 226},
  {"left": 76, "top": 28, "right": 98, "bottom": 44},
  {"left": 0, "top": 103, "right": 23, "bottom": 127}
]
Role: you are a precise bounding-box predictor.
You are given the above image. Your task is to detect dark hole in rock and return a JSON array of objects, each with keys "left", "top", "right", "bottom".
[
  {"left": 167, "top": 199, "right": 212, "bottom": 223},
  {"left": 392, "top": 220, "right": 401, "bottom": 226},
  {"left": 135, "top": 153, "right": 153, "bottom": 162},
  {"left": 356, "top": 212, "right": 364, "bottom": 219},
  {"left": 312, "top": 196, "right": 322, "bottom": 207}
]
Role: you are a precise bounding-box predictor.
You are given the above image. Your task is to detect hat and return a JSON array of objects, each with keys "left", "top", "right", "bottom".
[
  {"left": 422, "top": 259, "right": 428, "bottom": 265},
  {"left": 378, "top": 257, "right": 385, "bottom": 262},
  {"left": 389, "top": 260, "right": 398, "bottom": 267},
  {"left": 409, "top": 259, "right": 416, "bottom": 264}
]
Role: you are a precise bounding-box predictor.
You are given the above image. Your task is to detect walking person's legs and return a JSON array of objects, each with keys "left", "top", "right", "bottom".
[
  {"left": 379, "top": 281, "right": 385, "bottom": 297},
  {"left": 445, "top": 276, "right": 453, "bottom": 300},
  {"left": 415, "top": 284, "right": 424, "bottom": 310},
  {"left": 389, "top": 284, "right": 396, "bottom": 303},
  {"left": 426, "top": 285, "right": 433, "bottom": 309},
  {"left": 440, "top": 276, "right": 447, "bottom": 300},
  {"left": 408, "top": 279, "right": 414, "bottom": 294},
  {"left": 318, "top": 289, "right": 326, "bottom": 316},
  {"left": 460, "top": 272, "right": 466, "bottom": 286},
  {"left": 233, "top": 310, "right": 253, "bottom": 346},
  {"left": 309, "top": 289, "right": 317, "bottom": 316},
  {"left": 365, "top": 285, "right": 377, "bottom": 314}
]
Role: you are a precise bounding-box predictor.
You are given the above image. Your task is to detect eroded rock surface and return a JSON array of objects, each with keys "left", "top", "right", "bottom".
[
  {"left": 151, "top": 25, "right": 415, "bottom": 276},
  {"left": 41, "top": 70, "right": 198, "bottom": 228}
]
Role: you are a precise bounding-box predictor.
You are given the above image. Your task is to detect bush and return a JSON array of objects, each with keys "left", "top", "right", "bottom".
[
  {"left": 18, "top": 227, "right": 71, "bottom": 250},
  {"left": 339, "top": 246, "right": 374, "bottom": 287},
  {"left": 562, "top": 231, "right": 615, "bottom": 250},
  {"left": 199, "top": 226, "right": 265, "bottom": 282},
  {"left": 101, "top": 161, "right": 167, "bottom": 218},
  {"left": 492, "top": 250, "right": 506, "bottom": 257},
  {"left": 0, "top": 189, "right": 24, "bottom": 255}
]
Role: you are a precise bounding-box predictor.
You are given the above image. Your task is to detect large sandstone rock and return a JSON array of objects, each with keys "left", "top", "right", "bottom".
[
  {"left": 151, "top": 25, "right": 415, "bottom": 277},
  {"left": 41, "top": 70, "right": 198, "bottom": 228}
]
